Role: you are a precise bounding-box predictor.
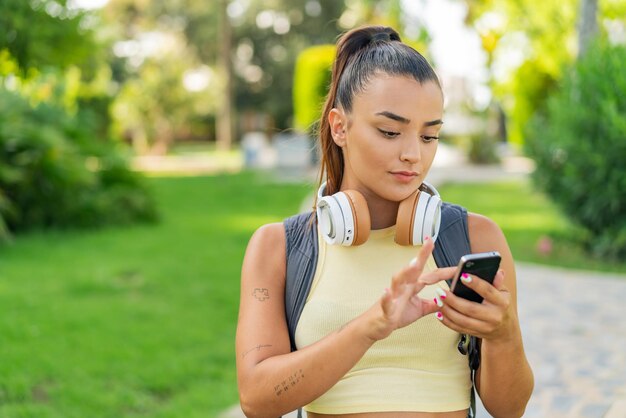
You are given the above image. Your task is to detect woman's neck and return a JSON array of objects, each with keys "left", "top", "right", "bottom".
[{"left": 365, "top": 197, "right": 399, "bottom": 230}]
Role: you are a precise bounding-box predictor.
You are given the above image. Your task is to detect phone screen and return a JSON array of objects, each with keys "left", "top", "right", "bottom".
[{"left": 451, "top": 252, "right": 501, "bottom": 303}]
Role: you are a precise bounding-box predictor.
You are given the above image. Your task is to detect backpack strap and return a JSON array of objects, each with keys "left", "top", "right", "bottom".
[
  {"left": 432, "top": 203, "right": 479, "bottom": 418},
  {"left": 284, "top": 211, "right": 318, "bottom": 352},
  {"left": 432, "top": 203, "right": 471, "bottom": 270},
  {"left": 283, "top": 204, "right": 479, "bottom": 418}
]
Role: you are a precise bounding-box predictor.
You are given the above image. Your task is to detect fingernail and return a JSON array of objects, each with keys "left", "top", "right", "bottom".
[
  {"left": 436, "top": 312, "right": 444, "bottom": 321},
  {"left": 435, "top": 288, "right": 446, "bottom": 299},
  {"left": 434, "top": 296, "right": 443, "bottom": 308},
  {"left": 409, "top": 257, "right": 417, "bottom": 267},
  {"left": 424, "top": 236, "right": 430, "bottom": 241},
  {"left": 461, "top": 273, "right": 472, "bottom": 283}
]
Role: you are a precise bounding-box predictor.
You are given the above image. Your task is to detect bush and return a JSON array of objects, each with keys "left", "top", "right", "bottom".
[
  {"left": 525, "top": 42, "right": 626, "bottom": 259},
  {"left": 292, "top": 45, "right": 335, "bottom": 133},
  {"left": 0, "top": 87, "right": 157, "bottom": 242}
]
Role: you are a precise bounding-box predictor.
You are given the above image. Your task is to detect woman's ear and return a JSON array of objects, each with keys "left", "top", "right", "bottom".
[{"left": 328, "top": 108, "right": 347, "bottom": 147}]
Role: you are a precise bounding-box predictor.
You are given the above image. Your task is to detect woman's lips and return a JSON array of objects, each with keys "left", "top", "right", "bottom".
[{"left": 390, "top": 171, "right": 419, "bottom": 183}]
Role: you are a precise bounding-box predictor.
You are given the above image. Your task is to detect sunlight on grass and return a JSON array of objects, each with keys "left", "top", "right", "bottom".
[
  {"left": 222, "top": 214, "right": 285, "bottom": 232},
  {"left": 490, "top": 212, "right": 569, "bottom": 231}
]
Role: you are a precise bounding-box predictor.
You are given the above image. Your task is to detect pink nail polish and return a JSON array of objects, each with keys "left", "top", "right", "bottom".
[
  {"left": 424, "top": 236, "right": 430, "bottom": 241},
  {"left": 436, "top": 312, "right": 443, "bottom": 321},
  {"left": 462, "top": 273, "right": 469, "bottom": 278},
  {"left": 433, "top": 297, "right": 438, "bottom": 304}
]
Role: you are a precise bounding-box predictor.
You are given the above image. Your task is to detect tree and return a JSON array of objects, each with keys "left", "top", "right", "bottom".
[
  {"left": 578, "top": 0, "right": 598, "bottom": 57},
  {"left": 101, "top": 0, "right": 221, "bottom": 154},
  {"left": 463, "top": 0, "right": 626, "bottom": 146},
  {"left": 217, "top": 0, "right": 234, "bottom": 151}
]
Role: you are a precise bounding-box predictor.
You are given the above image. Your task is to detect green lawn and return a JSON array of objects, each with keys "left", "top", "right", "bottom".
[
  {"left": 1, "top": 172, "right": 624, "bottom": 418},
  {"left": 0, "top": 171, "right": 310, "bottom": 418}
]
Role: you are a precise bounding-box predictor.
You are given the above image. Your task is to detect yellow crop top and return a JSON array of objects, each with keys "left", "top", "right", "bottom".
[{"left": 294, "top": 225, "right": 471, "bottom": 414}]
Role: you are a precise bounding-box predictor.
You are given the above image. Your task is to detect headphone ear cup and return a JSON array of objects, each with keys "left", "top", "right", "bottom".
[
  {"left": 342, "top": 190, "right": 371, "bottom": 246},
  {"left": 395, "top": 190, "right": 441, "bottom": 245},
  {"left": 395, "top": 190, "right": 420, "bottom": 246},
  {"left": 316, "top": 189, "right": 371, "bottom": 246},
  {"left": 317, "top": 195, "right": 346, "bottom": 245}
]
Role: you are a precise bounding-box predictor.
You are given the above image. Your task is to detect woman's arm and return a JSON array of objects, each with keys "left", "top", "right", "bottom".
[
  {"left": 429, "top": 213, "right": 533, "bottom": 417},
  {"left": 419, "top": 212, "right": 534, "bottom": 417},
  {"left": 236, "top": 224, "right": 449, "bottom": 418},
  {"left": 466, "top": 213, "right": 533, "bottom": 417}
]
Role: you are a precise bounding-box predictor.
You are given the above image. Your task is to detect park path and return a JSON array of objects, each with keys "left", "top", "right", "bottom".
[{"left": 221, "top": 145, "right": 626, "bottom": 418}]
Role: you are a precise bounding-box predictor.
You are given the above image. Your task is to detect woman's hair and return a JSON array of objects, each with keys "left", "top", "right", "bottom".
[{"left": 318, "top": 26, "right": 441, "bottom": 195}]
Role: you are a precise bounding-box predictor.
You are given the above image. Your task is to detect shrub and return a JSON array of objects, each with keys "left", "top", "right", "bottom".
[
  {"left": 292, "top": 45, "right": 335, "bottom": 133},
  {"left": 0, "top": 87, "right": 157, "bottom": 242},
  {"left": 525, "top": 41, "right": 626, "bottom": 259}
]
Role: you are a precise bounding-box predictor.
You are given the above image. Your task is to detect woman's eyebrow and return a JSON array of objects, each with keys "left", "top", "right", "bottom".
[
  {"left": 424, "top": 119, "right": 444, "bottom": 127},
  {"left": 375, "top": 111, "right": 410, "bottom": 124},
  {"left": 375, "top": 111, "right": 443, "bottom": 127}
]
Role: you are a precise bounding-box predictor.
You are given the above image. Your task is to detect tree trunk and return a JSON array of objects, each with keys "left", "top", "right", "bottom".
[
  {"left": 216, "top": 0, "right": 233, "bottom": 151},
  {"left": 578, "top": 0, "right": 598, "bottom": 57}
]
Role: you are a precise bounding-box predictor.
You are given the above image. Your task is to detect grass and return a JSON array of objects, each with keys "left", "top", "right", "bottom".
[
  {"left": 1, "top": 172, "right": 624, "bottom": 417},
  {"left": 0, "top": 171, "right": 311, "bottom": 418}
]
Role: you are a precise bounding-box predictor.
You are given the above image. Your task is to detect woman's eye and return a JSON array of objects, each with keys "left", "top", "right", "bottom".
[
  {"left": 378, "top": 129, "right": 400, "bottom": 139},
  {"left": 421, "top": 135, "right": 439, "bottom": 143}
]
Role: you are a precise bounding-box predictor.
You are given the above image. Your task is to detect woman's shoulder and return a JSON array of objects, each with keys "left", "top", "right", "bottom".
[
  {"left": 467, "top": 212, "right": 508, "bottom": 253},
  {"left": 247, "top": 222, "right": 287, "bottom": 253}
]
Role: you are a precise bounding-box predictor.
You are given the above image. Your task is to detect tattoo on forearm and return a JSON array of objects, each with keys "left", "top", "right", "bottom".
[
  {"left": 274, "top": 369, "right": 305, "bottom": 397},
  {"left": 241, "top": 344, "right": 272, "bottom": 358},
  {"left": 252, "top": 288, "right": 269, "bottom": 301}
]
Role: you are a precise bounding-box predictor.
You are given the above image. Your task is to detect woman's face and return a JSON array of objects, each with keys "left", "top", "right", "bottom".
[{"left": 330, "top": 74, "right": 444, "bottom": 203}]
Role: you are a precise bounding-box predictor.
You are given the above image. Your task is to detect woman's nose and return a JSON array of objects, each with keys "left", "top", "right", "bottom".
[{"left": 400, "top": 139, "right": 421, "bottom": 163}]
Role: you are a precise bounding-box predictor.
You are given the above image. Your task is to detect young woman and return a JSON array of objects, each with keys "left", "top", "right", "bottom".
[{"left": 236, "top": 25, "right": 533, "bottom": 418}]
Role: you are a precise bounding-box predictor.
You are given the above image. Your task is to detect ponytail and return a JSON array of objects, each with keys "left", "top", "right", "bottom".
[{"left": 316, "top": 26, "right": 440, "bottom": 197}]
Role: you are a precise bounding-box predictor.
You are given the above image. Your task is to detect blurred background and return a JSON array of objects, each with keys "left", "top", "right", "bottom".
[{"left": 1, "top": 0, "right": 625, "bottom": 417}]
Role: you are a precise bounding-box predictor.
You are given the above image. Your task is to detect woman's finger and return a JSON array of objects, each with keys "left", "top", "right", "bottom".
[
  {"left": 456, "top": 271, "right": 508, "bottom": 307},
  {"left": 417, "top": 266, "right": 457, "bottom": 285}
]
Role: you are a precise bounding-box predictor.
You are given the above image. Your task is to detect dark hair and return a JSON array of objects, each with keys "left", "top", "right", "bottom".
[{"left": 318, "top": 26, "right": 441, "bottom": 195}]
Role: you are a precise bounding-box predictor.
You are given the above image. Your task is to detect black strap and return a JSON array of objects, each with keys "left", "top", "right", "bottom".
[
  {"left": 283, "top": 203, "right": 479, "bottom": 417},
  {"left": 284, "top": 211, "right": 318, "bottom": 352}
]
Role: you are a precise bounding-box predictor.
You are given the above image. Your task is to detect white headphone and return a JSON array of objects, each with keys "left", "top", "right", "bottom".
[{"left": 316, "top": 182, "right": 442, "bottom": 246}]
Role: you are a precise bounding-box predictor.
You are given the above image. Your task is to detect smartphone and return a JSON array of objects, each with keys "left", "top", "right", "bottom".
[{"left": 450, "top": 251, "right": 501, "bottom": 303}]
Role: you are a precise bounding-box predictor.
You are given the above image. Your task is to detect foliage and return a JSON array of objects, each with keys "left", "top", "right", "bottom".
[
  {"left": 464, "top": 0, "right": 626, "bottom": 146},
  {"left": 0, "top": 86, "right": 157, "bottom": 240},
  {"left": 525, "top": 42, "right": 626, "bottom": 260},
  {"left": 109, "top": 35, "right": 219, "bottom": 155},
  {"left": 0, "top": 0, "right": 101, "bottom": 75},
  {"left": 293, "top": 45, "right": 335, "bottom": 133},
  {"left": 102, "top": 0, "right": 221, "bottom": 153}
]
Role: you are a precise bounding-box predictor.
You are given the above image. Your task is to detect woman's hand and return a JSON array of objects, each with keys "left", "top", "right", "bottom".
[
  {"left": 365, "top": 237, "right": 457, "bottom": 342},
  {"left": 419, "top": 269, "right": 517, "bottom": 342}
]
